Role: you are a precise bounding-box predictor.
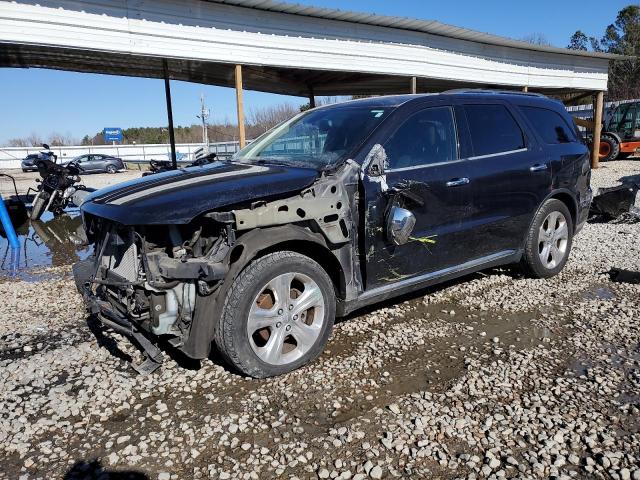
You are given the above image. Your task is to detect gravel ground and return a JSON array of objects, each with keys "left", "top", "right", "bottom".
[{"left": 1, "top": 161, "right": 639, "bottom": 480}]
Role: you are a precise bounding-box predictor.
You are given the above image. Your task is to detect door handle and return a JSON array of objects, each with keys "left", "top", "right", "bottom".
[
  {"left": 445, "top": 177, "right": 470, "bottom": 187},
  {"left": 530, "top": 164, "right": 548, "bottom": 172}
]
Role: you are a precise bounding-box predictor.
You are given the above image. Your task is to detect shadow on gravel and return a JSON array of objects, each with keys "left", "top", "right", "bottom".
[
  {"left": 608, "top": 267, "right": 640, "bottom": 284},
  {"left": 64, "top": 459, "right": 149, "bottom": 480},
  {"left": 619, "top": 173, "right": 640, "bottom": 185},
  {"left": 86, "top": 316, "right": 133, "bottom": 363}
]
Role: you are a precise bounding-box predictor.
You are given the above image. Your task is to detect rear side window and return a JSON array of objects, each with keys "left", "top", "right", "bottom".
[
  {"left": 464, "top": 104, "right": 525, "bottom": 157},
  {"left": 385, "top": 106, "right": 458, "bottom": 169},
  {"left": 520, "top": 106, "right": 577, "bottom": 144}
]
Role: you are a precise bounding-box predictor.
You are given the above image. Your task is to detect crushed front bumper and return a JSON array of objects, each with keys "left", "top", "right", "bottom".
[{"left": 73, "top": 259, "right": 164, "bottom": 374}]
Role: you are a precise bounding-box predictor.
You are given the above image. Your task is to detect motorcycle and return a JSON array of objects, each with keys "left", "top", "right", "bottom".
[
  {"left": 141, "top": 159, "right": 173, "bottom": 177},
  {"left": 29, "top": 145, "right": 96, "bottom": 220},
  {"left": 141, "top": 153, "right": 218, "bottom": 177}
]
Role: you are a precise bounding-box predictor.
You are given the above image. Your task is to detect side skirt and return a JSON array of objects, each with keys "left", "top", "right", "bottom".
[{"left": 337, "top": 250, "right": 521, "bottom": 316}]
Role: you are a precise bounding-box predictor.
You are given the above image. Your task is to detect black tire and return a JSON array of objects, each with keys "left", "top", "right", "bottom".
[
  {"left": 522, "top": 199, "right": 573, "bottom": 279},
  {"left": 214, "top": 251, "right": 336, "bottom": 378},
  {"left": 29, "top": 192, "right": 49, "bottom": 220},
  {"left": 106, "top": 164, "right": 117, "bottom": 174},
  {"left": 617, "top": 152, "right": 632, "bottom": 159},
  {"left": 599, "top": 134, "right": 620, "bottom": 162}
]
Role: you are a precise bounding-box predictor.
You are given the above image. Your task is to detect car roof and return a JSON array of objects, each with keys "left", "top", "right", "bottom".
[{"left": 316, "top": 90, "right": 563, "bottom": 111}]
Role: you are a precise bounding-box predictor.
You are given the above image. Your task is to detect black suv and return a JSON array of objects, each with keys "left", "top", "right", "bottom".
[{"left": 74, "top": 91, "right": 592, "bottom": 376}]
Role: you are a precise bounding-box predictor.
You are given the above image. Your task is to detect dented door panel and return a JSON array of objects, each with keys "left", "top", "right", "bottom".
[{"left": 363, "top": 160, "right": 476, "bottom": 289}]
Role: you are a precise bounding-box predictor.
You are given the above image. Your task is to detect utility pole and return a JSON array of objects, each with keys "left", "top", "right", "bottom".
[{"left": 197, "top": 93, "right": 210, "bottom": 149}]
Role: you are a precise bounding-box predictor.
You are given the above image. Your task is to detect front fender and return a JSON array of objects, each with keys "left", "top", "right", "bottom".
[{"left": 181, "top": 225, "right": 340, "bottom": 360}]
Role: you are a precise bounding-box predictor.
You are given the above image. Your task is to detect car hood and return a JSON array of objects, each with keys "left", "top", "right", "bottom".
[{"left": 81, "top": 161, "right": 319, "bottom": 225}]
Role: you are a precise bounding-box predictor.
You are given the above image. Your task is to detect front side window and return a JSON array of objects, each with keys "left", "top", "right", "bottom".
[
  {"left": 520, "top": 106, "right": 578, "bottom": 144},
  {"left": 234, "top": 106, "right": 391, "bottom": 170},
  {"left": 607, "top": 103, "right": 628, "bottom": 131},
  {"left": 385, "top": 106, "right": 458, "bottom": 170},
  {"left": 464, "top": 104, "right": 525, "bottom": 157}
]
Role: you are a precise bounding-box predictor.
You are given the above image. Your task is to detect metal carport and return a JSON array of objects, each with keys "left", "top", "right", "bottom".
[{"left": 0, "top": 0, "right": 624, "bottom": 167}]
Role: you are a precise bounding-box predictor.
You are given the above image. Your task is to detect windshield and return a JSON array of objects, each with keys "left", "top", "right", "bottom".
[{"left": 234, "top": 105, "right": 391, "bottom": 169}]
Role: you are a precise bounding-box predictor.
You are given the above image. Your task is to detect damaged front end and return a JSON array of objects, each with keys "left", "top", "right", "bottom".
[
  {"left": 74, "top": 160, "right": 361, "bottom": 374},
  {"left": 74, "top": 214, "right": 233, "bottom": 373}
]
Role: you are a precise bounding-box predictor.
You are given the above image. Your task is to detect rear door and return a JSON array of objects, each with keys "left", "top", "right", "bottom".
[
  {"left": 459, "top": 101, "right": 551, "bottom": 259},
  {"left": 363, "top": 103, "right": 478, "bottom": 288},
  {"left": 518, "top": 104, "right": 588, "bottom": 191},
  {"left": 86, "top": 154, "right": 104, "bottom": 172}
]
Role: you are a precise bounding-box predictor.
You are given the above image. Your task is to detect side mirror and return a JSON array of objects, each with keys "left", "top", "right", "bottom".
[{"left": 386, "top": 206, "right": 416, "bottom": 245}]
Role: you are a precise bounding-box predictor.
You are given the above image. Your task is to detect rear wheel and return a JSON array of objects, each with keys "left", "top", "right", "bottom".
[
  {"left": 214, "top": 251, "right": 336, "bottom": 378},
  {"left": 522, "top": 199, "right": 573, "bottom": 278},
  {"left": 599, "top": 134, "right": 620, "bottom": 162}
]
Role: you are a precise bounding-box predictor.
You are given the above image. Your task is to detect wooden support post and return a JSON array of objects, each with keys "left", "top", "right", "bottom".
[
  {"left": 591, "top": 91, "right": 604, "bottom": 169},
  {"left": 522, "top": 86, "right": 528, "bottom": 92},
  {"left": 235, "top": 64, "right": 246, "bottom": 149},
  {"left": 410, "top": 76, "right": 417, "bottom": 94},
  {"left": 163, "top": 59, "right": 177, "bottom": 170}
]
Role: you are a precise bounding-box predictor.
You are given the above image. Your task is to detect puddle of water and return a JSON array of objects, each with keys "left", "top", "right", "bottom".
[
  {"left": 0, "top": 208, "right": 92, "bottom": 279},
  {"left": 582, "top": 285, "right": 616, "bottom": 301}
]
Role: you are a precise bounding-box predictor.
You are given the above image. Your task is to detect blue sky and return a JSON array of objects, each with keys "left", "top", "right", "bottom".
[{"left": 0, "top": 0, "right": 629, "bottom": 145}]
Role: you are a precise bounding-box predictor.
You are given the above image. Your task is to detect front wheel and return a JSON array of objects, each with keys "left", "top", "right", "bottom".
[
  {"left": 106, "top": 164, "right": 117, "bottom": 174},
  {"left": 522, "top": 199, "right": 573, "bottom": 278},
  {"left": 29, "top": 191, "right": 49, "bottom": 220},
  {"left": 214, "top": 251, "right": 336, "bottom": 378}
]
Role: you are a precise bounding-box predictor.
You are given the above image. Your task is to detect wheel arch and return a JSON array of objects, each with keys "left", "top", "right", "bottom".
[
  {"left": 228, "top": 225, "right": 347, "bottom": 300},
  {"left": 183, "top": 224, "right": 349, "bottom": 360},
  {"left": 542, "top": 189, "right": 578, "bottom": 232}
]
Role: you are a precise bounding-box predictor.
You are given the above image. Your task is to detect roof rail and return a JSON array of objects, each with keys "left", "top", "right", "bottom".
[{"left": 443, "top": 88, "right": 547, "bottom": 98}]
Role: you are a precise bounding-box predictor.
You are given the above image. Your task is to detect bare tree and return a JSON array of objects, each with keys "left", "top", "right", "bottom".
[
  {"left": 521, "top": 33, "right": 552, "bottom": 46},
  {"left": 6, "top": 138, "right": 29, "bottom": 147},
  {"left": 26, "top": 133, "right": 44, "bottom": 147},
  {"left": 248, "top": 103, "right": 299, "bottom": 134},
  {"left": 48, "top": 132, "right": 78, "bottom": 146}
]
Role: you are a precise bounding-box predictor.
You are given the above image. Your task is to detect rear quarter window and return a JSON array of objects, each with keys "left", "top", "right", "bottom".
[
  {"left": 464, "top": 104, "right": 525, "bottom": 157},
  {"left": 519, "top": 106, "right": 578, "bottom": 144}
]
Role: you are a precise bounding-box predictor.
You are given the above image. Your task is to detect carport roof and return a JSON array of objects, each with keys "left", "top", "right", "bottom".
[
  {"left": 0, "top": 0, "right": 624, "bottom": 97},
  {"left": 209, "top": 0, "right": 624, "bottom": 60}
]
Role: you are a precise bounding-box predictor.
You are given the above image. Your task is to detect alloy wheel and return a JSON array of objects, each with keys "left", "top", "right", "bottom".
[
  {"left": 537, "top": 211, "right": 569, "bottom": 269},
  {"left": 247, "top": 272, "right": 325, "bottom": 366}
]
